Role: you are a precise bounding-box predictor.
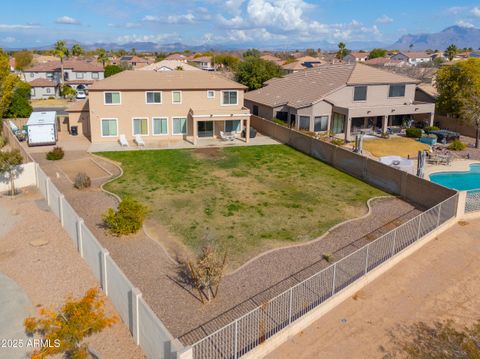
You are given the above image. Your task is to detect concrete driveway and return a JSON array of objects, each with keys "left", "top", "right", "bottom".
[{"left": 0, "top": 273, "right": 31, "bottom": 359}]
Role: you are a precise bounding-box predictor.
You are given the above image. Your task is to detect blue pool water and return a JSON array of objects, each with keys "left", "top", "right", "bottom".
[{"left": 430, "top": 164, "right": 480, "bottom": 191}]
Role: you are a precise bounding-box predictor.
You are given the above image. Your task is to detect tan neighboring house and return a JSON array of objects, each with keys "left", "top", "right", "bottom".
[
  {"left": 390, "top": 51, "right": 432, "bottom": 66},
  {"left": 116, "top": 56, "right": 150, "bottom": 69},
  {"left": 260, "top": 54, "right": 284, "bottom": 65},
  {"left": 165, "top": 53, "right": 188, "bottom": 62},
  {"left": 190, "top": 56, "right": 215, "bottom": 71},
  {"left": 244, "top": 63, "right": 435, "bottom": 142},
  {"left": 344, "top": 52, "right": 369, "bottom": 62},
  {"left": 29, "top": 78, "right": 59, "bottom": 99},
  {"left": 364, "top": 57, "right": 406, "bottom": 67},
  {"left": 78, "top": 70, "right": 251, "bottom": 145},
  {"left": 139, "top": 60, "right": 200, "bottom": 72}
]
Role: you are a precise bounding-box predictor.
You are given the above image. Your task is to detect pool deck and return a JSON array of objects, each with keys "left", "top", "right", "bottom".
[{"left": 425, "top": 159, "right": 480, "bottom": 180}]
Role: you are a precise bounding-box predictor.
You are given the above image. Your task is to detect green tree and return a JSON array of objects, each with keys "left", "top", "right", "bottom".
[
  {"left": 24, "top": 288, "right": 117, "bottom": 359},
  {"left": 213, "top": 54, "right": 240, "bottom": 69},
  {"left": 104, "top": 64, "right": 123, "bottom": 78},
  {"left": 5, "top": 81, "right": 32, "bottom": 118},
  {"left": 243, "top": 48, "right": 261, "bottom": 58},
  {"left": 436, "top": 58, "right": 480, "bottom": 147},
  {"left": 54, "top": 40, "right": 69, "bottom": 85},
  {"left": 71, "top": 43, "right": 84, "bottom": 57},
  {"left": 96, "top": 48, "right": 109, "bottom": 67},
  {"left": 13, "top": 51, "right": 33, "bottom": 70},
  {"left": 0, "top": 74, "right": 18, "bottom": 118},
  {"left": 61, "top": 84, "right": 76, "bottom": 100},
  {"left": 369, "top": 48, "right": 387, "bottom": 59},
  {"left": 336, "top": 42, "right": 350, "bottom": 59},
  {"left": 0, "top": 149, "right": 23, "bottom": 196},
  {"left": 446, "top": 44, "right": 459, "bottom": 61},
  {"left": 235, "top": 57, "right": 283, "bottom": 90}
]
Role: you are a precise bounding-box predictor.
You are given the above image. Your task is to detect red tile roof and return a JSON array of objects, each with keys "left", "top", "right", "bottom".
[
  {"left": 25, "top": 59, "right": 103, "bottom": 72},
  {"left": 29, "top": 78, "right": 57, "bottom": 87}
]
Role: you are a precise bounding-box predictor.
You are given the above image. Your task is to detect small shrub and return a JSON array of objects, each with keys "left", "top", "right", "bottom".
[
  {"left": 48, "top": 96, "right": 55, "bottom": 100},
  {"left": 331, "top": 138, "right": 345, "bottom": 146},
  {"left": 381, "top": 132, "right": 390, "bottom": 139},
  {"left": 103, "top": 197, "right": 149, "bottom": 236},
  {"left": 424, "top": 126, "right": 440, "bottom": 132},
  {"left": 448, "top": 139, "right": 466, "bottom": 151},
  {"left": 272, "top": 118, "right": 287, "bottom": 126},
  {"left": 46, "top": 146, "right": 64, "bottom": 160},
  {"left": 0, "top": 135, "right": 5, "bottom": 148},
  {"left": 405, "top": 127, "right": 422, "bottom": 138},
  {"left": 322, "top": 253, "right": 334, "bottom": 263},
  {"left": 74, "top": 172, "right": 91, "bottom": 189}
]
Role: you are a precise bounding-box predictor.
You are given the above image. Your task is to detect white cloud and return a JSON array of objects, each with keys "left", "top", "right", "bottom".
[
  {"left": 55, "top": 16, "right": 81, "bottom": 25},
  {"left": 448, "top": 6, "right": 468, "bottom": 15},
  {"left": 247, "top": 0, "right": 310, "bottom": 32},
  {"left": 375, "top": 15, "right": 393, "bottom": 24},
  {"left": 0, "top": 36, "right": 16, "bottom": 43},
  {"left": 0, "top": 24, "right": 38, "bottom": 29},
  {"left": 116, "top": 33, "right": 180, "bottom": 44},
  {"left": 167, "top": 13, "right": 195, "bottom": 24},
  {"left": 472, "top": 7, "right": 480, "bottom": 17},
  {"left": 143, "top": 15, "right": 160, "bottom": 22},
  {"left": 126, "top": 22, "right": 142, "bottom": 28},
  {"left": 457, "top": 20, "right": 475, "bottom": 28},
  {"left": 218, "top": 15, "right": 247, "bottom": 28}
]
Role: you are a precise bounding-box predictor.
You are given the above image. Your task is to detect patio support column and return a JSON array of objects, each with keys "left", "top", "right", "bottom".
[
  {"left": 246, "top": 117, "right": 250, "bottom": 143},
  {"left": 344, "top": 117, "right": 351, "bottom": 142},
  {"left": 429, "top": 112, "right": 434, "bottom": 126},
  {"left": 193, "top": 117, "right": 198, "bottom": 145},
  {"left": 382, "top": 115, "right": 388, "bottom": 134}
]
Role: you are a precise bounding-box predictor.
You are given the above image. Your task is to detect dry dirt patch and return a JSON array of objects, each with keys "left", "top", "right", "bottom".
[{"left": 55, "top": 157, "right": 111, "bottom": 182}]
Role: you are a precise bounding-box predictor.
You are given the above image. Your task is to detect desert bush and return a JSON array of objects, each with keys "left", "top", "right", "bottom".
[
  {"left": 322, "top": 253, "right": 334, "bottom": 263},
  {"left": 331, "top": 138, "right": 345, "bottom": 146},
  {"left": 0, "top": 135, "right": 5, "bottom": 148},
  {"left": 448, "top": 139, "right": 466, "bottom": 151},
  {"left": 405, "top": 127, "right": 422, "bottom": 138},
  {"left": 74, "top": 172, "right": 91, "bottom": 189},
  {"left": 424, "top": 126, "right": 440, "bottom": 132},
  {"left": 103, "top": 197, "right": 149, "bottom": 236},
  {"left": 46, "top": 146, "right": 64, "bottom": 160},
  {"left": 272, "top": 118, "right": 287, "bottom": 126}
]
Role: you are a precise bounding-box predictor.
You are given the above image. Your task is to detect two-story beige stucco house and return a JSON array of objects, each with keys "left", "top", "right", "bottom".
[
  {"left": 244, "top": 63, "right": 435, "bottom": 141},
  {"left": 78, "top": 70, "right": 251, "bottom": 145}
]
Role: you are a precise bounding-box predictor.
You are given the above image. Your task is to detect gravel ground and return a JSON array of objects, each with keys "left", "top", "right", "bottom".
[
  {"left": 31, "top": 151, "right": 421, "bottom": 343},
  {"left": 0, "top": 189, "right": 145, "bottom": 359}
]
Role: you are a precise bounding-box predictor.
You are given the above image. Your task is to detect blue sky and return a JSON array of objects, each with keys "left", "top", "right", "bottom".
[{"left": 2, "top": 0, "right": 480, "bottom": 48}]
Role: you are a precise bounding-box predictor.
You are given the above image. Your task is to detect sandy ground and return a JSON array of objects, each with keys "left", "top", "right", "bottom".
[
  {"left": 0, "top": 188, "right": 145, "bottom": 359},
  {"left": 267, "top": 218, "right": 480, "bottom": 359}
]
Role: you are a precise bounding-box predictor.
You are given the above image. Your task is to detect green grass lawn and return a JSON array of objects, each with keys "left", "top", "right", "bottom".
[{"left": 100, "top": 145, "right": 385, "bottom": 269}]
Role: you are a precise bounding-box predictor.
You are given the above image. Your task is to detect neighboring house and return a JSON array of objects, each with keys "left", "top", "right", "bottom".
[
  {"left": 139, "top": 60, "right": 201, "bottom": 72},
  {"left": 23, "top": 60, "right": 104, "bottom": 94},
  {"left": 190, "top": 56, "right": 215, "bottom": 71},
  {"left": 364, "top": 57, "right": 406, "bottom": 67},
  {"left": 282, "top": 61, "right": 307, "bottom": 74},
  {"left": 295, "top": 56, "right": 323, "bottom": 68},
  {"left": 165, "top": 53, "right": 188, "bottom": 62},
  {"left": 344, "top": 52, "right": 369, "bottom": 62},
  {"left": 244, "top": 63, "right": 435, "bottom": 142},
  {"left": 390, "top": 52, "right": 432, "bottom": 66},
  {"left": 260, "top": 54, "right": 284, "bottom": 66},
  {"left": 31, "top": 54, "right": 58, "bottom": 64},
  {"left": 29, "top": 78, "right": 59, "bottom": 99},
  {"left": 117, "top": 56, "right": 150, "bottom": 69},
  {"left": 84, "top": 70, "right": 251, "bottom": 145}
]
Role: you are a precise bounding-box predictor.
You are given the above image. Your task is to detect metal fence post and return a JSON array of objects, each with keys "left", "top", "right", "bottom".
[
  {"left": 436, "top": 202, "right": 442, "bottom": 227},
  {"left": 102, "top": 249, "right": 109, "bottom": 295},
  {"left": 77, "top": 219, "right": 84, "bottom": 257},
  {"left": 364, "top": 244, "right": 369, "bottom": 274},
  {"left": 45, "top": 177, "right": 51, "bottom": 206},
  {"left": 391, "top": 229, "right": 397, "bottom": 256},
  {"left": 331, "top": 263, "right": 337, "bottom": 295},
  {"left": 288, "top": 287, "right": 293, "bottom": 324},
  {"left": 234, "top": 319, "right": 238, "bottom": 359},
  {"left": 59, "top": 194, "right": 65, "bottom": 227}
]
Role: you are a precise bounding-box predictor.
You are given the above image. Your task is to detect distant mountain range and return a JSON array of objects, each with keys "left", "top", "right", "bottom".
[
  {"left": 4, "top": 25, "right": 480, "bottom": 53},
  {"left": 391, "top": 25, "right": 480, "bottom": 50}
]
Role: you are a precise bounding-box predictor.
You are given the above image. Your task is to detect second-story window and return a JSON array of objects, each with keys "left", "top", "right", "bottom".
[
  {"left": 104, "top": 91, "right": 121, "bottom": 105},
  {"left": 30, "top": 73, "right": 34, "bottom": 78},
  {"left": 146, "top": 91, "right": 162, "bottom": 104},
  {"left": 222, "top": 90, "right": 238, "bottom": 105},
  {"left": 353, "top": 86, "right": 367, "bottom": 101},
  {"left": 207, "top": 90, "right": 215, "bottom": 98},
  {"left": 389, "top": 84, "right": 406, "bottom": 97},
  {"left": 92, "top": 72, "right": 99, "bottom": 79},
  {"left": 76, "top": 72, "right": 84, "bottom": 79},
  {"left": 172, "top": 91, "right": 182, "bottom": 104}
]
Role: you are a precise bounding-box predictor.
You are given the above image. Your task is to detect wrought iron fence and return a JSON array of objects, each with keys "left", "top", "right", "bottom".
[
  {"left": 191, "top": 194, "right": 459, "bottom": 359},
  {"left": 465, "top": 190, "right": 480, "bottom": 213}
]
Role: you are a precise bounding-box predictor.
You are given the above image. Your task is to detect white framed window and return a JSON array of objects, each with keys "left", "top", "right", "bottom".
[
  {"left": 132, "top": 118, "right": 149, "bottom": 135},
  {"left": 101, "top": 118, "right": 118, "bottom": 137},
  {"left": 104, "top": 91, "right": 121, "bottom": 105},
  {"left": 92, "top": 72, "right": 99, "bottom": 79},
  {"left": 389, "top": 84, "right": 406, "bottom": 98},
  {"left": 172, "top": 91, "right": 182, "bottom": 104},
  {"left": 152, "top": 117, "right": 168, "bottom": 135},
  {"left": 207, "top": 90, "right": 215, "bottom": 98},
  {"left": 225, "top": 120, "right": 241, "bottom": 133},
  {"left": 222, "top": 90, "right": 238, "bottom": 105},
  {"left": 30, "top": 73, "right": 34, "bottom": 78},
  {"left": 172, "top": 117, "right": 187, "bottom": 134},
  {"left": 46, "top": 88, "right": 51, "bottom": 94},
  {"left": 76, "top": 72, "right": 84, "bottom": 79},
  {"left": 146, "top": 91, "right": 162, "bottom": 104},
  {"left": 31, "top": 88, "right": 35, "bottom": 96}
]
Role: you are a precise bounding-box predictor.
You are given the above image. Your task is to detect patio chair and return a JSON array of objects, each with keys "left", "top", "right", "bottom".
[
  {"left": 220, "top": 131, "right": 235, "bottom": 141},
  {"left": 134, "top": 134, "right": 145, "bottom": 147},
  {"left": 119, "top": 134, "right": 129, "bottom": 147}
]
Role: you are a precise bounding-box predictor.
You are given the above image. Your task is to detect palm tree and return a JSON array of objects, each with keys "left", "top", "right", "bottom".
[
  {"left": 54, "top": 40, "right": 68, "bottom": 86},
  {"left": 96, "top": 48, "right": 109, "bottom": 68},
  {"left": 446, "top": 44, "right": 459, "bottom": 61},
  {"left": 71, "top": 43, "right": 84, "bottom": 57},
  {"left": 336, "top": 42, "right": 350, "bottom": 60}
]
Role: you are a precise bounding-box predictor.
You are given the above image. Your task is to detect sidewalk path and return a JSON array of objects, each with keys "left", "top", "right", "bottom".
[{"left": 267, "top": 218, "right": 480, "bottom": 359}]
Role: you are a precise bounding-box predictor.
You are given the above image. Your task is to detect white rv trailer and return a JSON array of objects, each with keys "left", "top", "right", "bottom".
[{"left": 26, "top": 111, "right": 57, "bottom": 146}]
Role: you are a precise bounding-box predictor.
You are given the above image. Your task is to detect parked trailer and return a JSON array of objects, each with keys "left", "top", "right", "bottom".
[{"left": 27, "top": 111, "right": 57, "bottom": 146}]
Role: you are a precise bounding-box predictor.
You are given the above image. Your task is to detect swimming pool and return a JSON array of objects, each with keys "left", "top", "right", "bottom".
[{"left": 430, "top": 164, "right": 480, "bottom": 191}]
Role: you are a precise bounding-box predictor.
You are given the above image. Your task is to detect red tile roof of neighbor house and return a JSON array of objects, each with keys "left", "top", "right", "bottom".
[
  {"left": 348, "top": 52, "right": 369, "bottom": 58},
  {"left": 191, "top": 56, "right": 212, "bottom": 62},
  {"left": 119, "top": 55, "right": 149, "bottom": 63},
  {"left": 398, "top": 51, "right": 431, "bottom": 59},
  {"left": 166, "top": 53, "right": 187, "bottom": 61},
  {"left": 65, "top": 80, "right": 95, "bottom": 85},
  {"left": 260, "top": 54, "right": 283, "bottom": 63},
  {"left": 365, "top": 57, "right": 404, "bottom": 65},
  {"left": 246, "top": 63, "right": 419, "bottom": 109},
  {"left": 28, "top": 78, "right": 57, "bottom": 87},
  {"left": 24, "top": 60, "right": 103, "bottom": 72}
]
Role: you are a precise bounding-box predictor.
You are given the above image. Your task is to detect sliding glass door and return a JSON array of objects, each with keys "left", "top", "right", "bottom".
[{"left": 198, "top": 121, "right": 214, "bottom": 137}]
